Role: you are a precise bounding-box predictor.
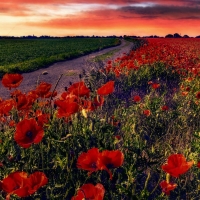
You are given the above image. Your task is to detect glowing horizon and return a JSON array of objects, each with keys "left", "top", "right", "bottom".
[{"left": 1, "top": 0, "right": 200, "bottom": 37}]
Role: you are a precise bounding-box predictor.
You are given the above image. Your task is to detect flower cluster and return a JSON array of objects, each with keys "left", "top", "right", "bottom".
[{"left": 77, "top": 148, "right": 124, "bottom": 180}]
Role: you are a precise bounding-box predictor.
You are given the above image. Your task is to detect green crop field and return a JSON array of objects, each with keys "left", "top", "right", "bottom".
[{"left": 0, "top": 37, "right": 120, "bottom": 76}]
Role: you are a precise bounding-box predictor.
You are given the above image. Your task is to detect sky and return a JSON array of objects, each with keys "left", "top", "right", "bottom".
[{"left": 1, "top": 0, "right": 200, "bottom": 37}]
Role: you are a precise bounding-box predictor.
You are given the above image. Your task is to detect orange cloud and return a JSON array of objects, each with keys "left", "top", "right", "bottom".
[{"left": 1, "top": 0, "right": 200, "bottom": 37}]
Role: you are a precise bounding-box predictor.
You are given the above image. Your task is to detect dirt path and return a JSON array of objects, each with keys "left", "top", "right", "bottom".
[{"left": 0, "top": 39, "right": 134, "bottom": 99}]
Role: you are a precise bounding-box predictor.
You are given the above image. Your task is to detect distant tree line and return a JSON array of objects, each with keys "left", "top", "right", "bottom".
[
  {"left": 0, "top": 34, "right": 200, "bottom": 39},
  {"left": 0, "top": 35, "right": 121, "bottom": 39}
]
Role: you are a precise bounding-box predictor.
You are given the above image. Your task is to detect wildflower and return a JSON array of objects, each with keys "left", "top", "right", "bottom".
[
  {"left": 0, "top": 99, "right": 15, "bottom": 116},
  {"left": 1, "top": 171, "right": 48, "bottom": 199},
  {"left": 26, "top": 172, "right": 48, "bottom": 195},
  {"left": 143, "top": 109, "right": 151, "bottom": 117},
  {"left": 0, "top": 171, "right": 29, "bottom": 199},
  {"left": 71, "top": 183, "right": 105, "bottom": 200},
  {"left": 133, "top": 95, "right": 141, "bottom": 102},
  {"left": 161, "top": 105, "right": 169, "bottom": 111},
  {"left": 15, "top": 94, "right": 33, "bottom": 111},
  {"left": 161, "top": 154, "right": 194, "bottom": 177},
  {"left": 151, "top": 83, "right": 160, "bottom": 90},
  {"left": 97, "top": 150, "right": 124, "bottom": 179},
  {"left": 197, "top": 161, "right": 200, "bottom": 168},
  {"left": 77, "top": 148, "right": 100, "bottom": 175},
  {"left": 160, "top": 180, "right": 177, "bottom": 195},
  {"left": 114, "top": 135, "right": 121, "bottom": 140},
  {"left": 35, "top": 82, "right": 52, "bottom": 98},
  {"left": 14, "top": 118, "right": 44, "bottom": 148},
  {"left": 67, "top": 81, "right": 90, "bottom": 98},
  {"left": 9, "top": 120, "right": 16, "bottom": 127},
  {"left": 54, "top": 100, "right": 79, "bottom": 118},
  {"left": 35, "top": 110, "right": 50, "bottom": 127},
  {"left": 97, "top": 81, "right": 115, "bottom": 96},
  {"left": 196, "top": 91, "right": 200, "bottom": 99},
  {"left": 2, "top": 73, "right": 23, "bottom": 90}
]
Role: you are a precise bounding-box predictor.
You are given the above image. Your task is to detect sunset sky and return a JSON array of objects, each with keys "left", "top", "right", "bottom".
[{"left": 1, "top": 0, "right": 200, "bottom": 37}]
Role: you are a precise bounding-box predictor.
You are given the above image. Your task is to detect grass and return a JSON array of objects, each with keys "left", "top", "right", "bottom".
[{"left": 0, "top": 38, "right": 199, "bottom": 200}]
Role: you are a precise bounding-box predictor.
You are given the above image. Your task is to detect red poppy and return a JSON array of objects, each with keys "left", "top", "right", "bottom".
[
  {"left": 161, "top": 154, "right": 194, "bottom": 177},
  {"left": 197, "top": 161, "right": 200, "bottom": 168},
  {"left": 2, "top": 73, "right": 23, "bottom": 90},
  {"left": 196, "top": 91, "right": 200, "bottom": 99},
  {"left": 1, "top": 171, "right": 48, "bottom": 199},
  {"left": 151, "top": 83, "right": 160, "bottom": 90},
  {"left": 77, "top": 148, "right": 100, "bottom": 175},
  {"left": 67, "top": 81, "right": 90, "bottom": 98},
  {"left": 143, "top": 109, "right": 151, "bottom": 117},
  {"left": 71, "top": 183, "right": 105, "bottom": 200},
  {"left": 0, "top": 99, "right": 15, "bottom": 116},
  {"left": 161, "top": 105, "right": 169, "bottom": 111},
  {"left": 10, "top": 89, "right": 23, "bottom": 98},
  {"left": 133, "top": 95, "right": 141, "bottom": 102},
  {"left": 44, "top": 90, "right": 57, "bottom": 98},
  {"left": 81, "top": 100, "right": 96, "bottom": 111},
  {"left": 97, "top": 81, "right": 115, "bottom": 96},
  {"left": 15, "top": 94, "right": 33, "bottom": 111},
  {"left": 97, "top": 150, "right": 124, "bottom": 179},
  {"left": 35, "top": 82, "right": 52, "bottom": 98},
  {"left": 35, "top": 110, "right": 50, "bottom": 127},
  {"left": 54, "top": 100, "right": 79, "bottom": 118},
  {"left": 9, "top": 120, "right": 16, "bottom": 127},
  {"left": 160, "top": 180, "right": 177, "bottom": 196},
  {"left": 14, "top": 118, "right": 44, "bottom": 148},
  {"left": 26, "top": 172, "right": 48, "bottom": 195},
  {"left": 1, "top": 171, "right": 30, "bottom": 199}
]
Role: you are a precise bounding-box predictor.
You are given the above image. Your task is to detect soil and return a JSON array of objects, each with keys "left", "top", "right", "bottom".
[{"left": 0, "top": 39, "right": 134, "bottom": 99}]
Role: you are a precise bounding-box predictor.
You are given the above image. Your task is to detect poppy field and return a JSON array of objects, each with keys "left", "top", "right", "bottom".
[
  {"left": 0, "top": 37, "right": 120, "bottom": 77},
  {"left": 0, "top": 38, "right": 200, "bottom": 199}
]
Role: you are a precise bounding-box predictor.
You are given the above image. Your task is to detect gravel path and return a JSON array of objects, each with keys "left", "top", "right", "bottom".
[{"left": 0, "top": 39, "right": 134, "bottom": 99}]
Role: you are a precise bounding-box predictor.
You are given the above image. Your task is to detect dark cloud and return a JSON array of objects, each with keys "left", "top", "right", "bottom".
[{"left": 120, "top": 5, "right": 200, "bottom": 19}]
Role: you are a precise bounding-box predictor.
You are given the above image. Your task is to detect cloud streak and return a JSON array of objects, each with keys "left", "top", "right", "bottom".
[{"left": 1, "top": 0, "right": 200, "bottom": 36}]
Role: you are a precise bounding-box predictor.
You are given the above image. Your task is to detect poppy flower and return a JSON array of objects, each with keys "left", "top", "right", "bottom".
[
  {"left": 15, "top": 94, "right": 33, "bottom": 111},
  {"left": 97, "top": 150, "right": 124, "bottom": 179},
  {"left": 151, "top": 83, "right": 160, "bottom": 90},
  {"left": 133, "top": 95, "right": 141, "bottom": 102},
  {"left": 161, "top": 154, "right": 194, "bottom": 177},
  {"left": 161, "top": 105, "right": 169, "bottom": 111},
  {"left": 1, "top": 171, "right": 48, "bottom": 199},
  {"left": 160, "top": 180, "right": 177, "bottom": 195},
  {"left": 197, "top": 161, "right": 200, "bottom": 168},
  {"left": 67, "top": 81, "right": 90, "bottom": 98},
  {"left": 26, "top": 172, "right": 48, "bottom": 195},
  {"left": 1, "top": 171, "right": 30, "bottom": 199},
  {"left": 44, "top": 90, "right": 57, "bottom": 98},
  {"left": 71, "top": 183, "right": 105, "bottom": 200},
  {"left": 143, "top": 109, "right": 151, "bottom": 117},
  {"left": 97, "top": 81, "right": 115, "bottom": 96},
  {"left": 2, "top": 73, "right": 23, "bottom": 90},
  {"left": 14, "top": 118, "right": 44, "bottom": 148},
  {"left": 196, "top": 91, "right": 200, "bottom": 99},
  {"left": 0, "top": 99, "right": 15, "bottom": 116},
  {"left": 35, "top": 110, "right": 50, "bottom": 127},
  {"left": 35, "top": 82, "right": 52, "bottom": 98},
  {"left": 54, "top": 100, "right": 79, "bottom": 118},
  {"left": 77, "top": 148, "right": 100, "bottom": 175}
]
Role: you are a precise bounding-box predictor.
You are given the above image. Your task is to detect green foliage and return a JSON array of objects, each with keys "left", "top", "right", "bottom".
[{"left": 0, "top": 38, "right": 120, "bottom": 76}]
